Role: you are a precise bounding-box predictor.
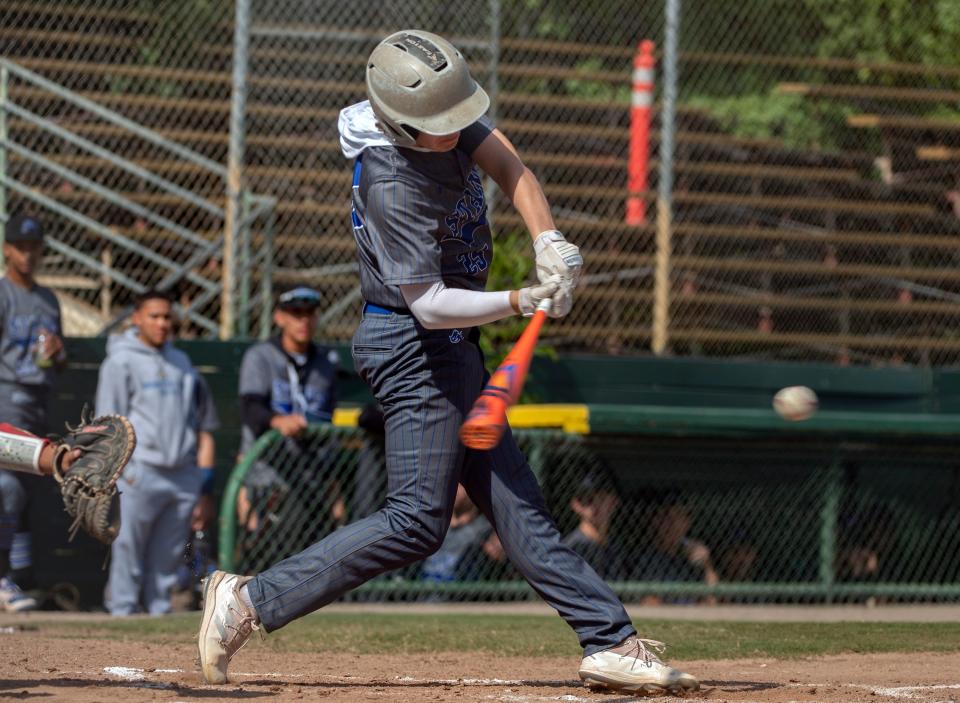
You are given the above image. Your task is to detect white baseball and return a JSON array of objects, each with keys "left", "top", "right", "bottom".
[{"left": 772, "top": 385, "right": 818, "bottom": 421}]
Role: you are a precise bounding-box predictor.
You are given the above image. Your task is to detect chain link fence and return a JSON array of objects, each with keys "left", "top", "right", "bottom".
[
  {"left": 220, "top": 424, "right": 960, "bottom": 603},
  {"left": 2, "top": 1, "right": 959, "bottom": 359},
  {"left": 0, "top": 0, "right": 274, "bottom": 338}
]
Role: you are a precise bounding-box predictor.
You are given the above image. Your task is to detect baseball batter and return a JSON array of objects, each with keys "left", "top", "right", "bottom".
[{"left": 199, "top": 30, "right": 698, "bottom": 695}]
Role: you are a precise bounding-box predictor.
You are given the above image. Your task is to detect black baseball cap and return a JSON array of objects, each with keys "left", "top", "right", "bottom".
[
  {"left": 277, "top": 286, "right": 322, "bottom": 311},
  {"left": 573, "top": 469, "right": 617, "bottom": 500},
  {"left": 4, "top": 214, "right": 44, "bottom": 243}
]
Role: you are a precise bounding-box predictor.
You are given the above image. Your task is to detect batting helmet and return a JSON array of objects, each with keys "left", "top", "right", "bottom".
[{"left": 366, "top": 30, "right": 490, "bottom": 146}]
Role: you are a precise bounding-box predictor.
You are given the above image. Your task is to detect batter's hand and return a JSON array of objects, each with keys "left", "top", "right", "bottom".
[
  {"left": 518, "top": 278, "right": 560, "bottom": 316},
  {"left": 549, "top": 280, "right": 576, "bottom": 318},
  {"left": 534, "top": 230, "right": 583, "bottom": 288}
]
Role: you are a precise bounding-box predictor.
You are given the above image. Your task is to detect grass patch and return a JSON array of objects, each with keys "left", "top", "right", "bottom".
[{"left": 38, "top": 613, "right": 960, "bottom": 660}]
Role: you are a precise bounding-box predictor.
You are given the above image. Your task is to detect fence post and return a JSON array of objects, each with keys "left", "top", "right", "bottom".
[
  {"left": 652, "top": 0, "right": 680, "bottom": 356},
  {"left": 0, "top": 63, "right": 7, "bottom": 255},
  {"left": 259, "top": 205, "right": 275, "bottom": 339},
  {"left": 627, "top": 40, "right": 654, "bottom": 225},
  {"left": 100, "top": 245, "right": 112, "bottom": 319},
  {"left": 238, "top": 189, "right": 252, "bottom": 338},
  {"left": 819, "top": 455, "right": 842, "bottom": 602},
  {"left": 221, "top": 0, "right": 251, "bottom": 340}
]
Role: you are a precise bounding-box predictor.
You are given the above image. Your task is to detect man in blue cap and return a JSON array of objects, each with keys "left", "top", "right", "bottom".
[{"left": 0, "top": 212, "right": 66, "bottom": 611}]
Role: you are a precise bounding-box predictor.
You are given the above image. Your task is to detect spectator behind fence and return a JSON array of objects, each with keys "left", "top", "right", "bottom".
[
  {"left": 837, "top": 504, "right": 895, "bottom": 584},
  {"left": 631, "top": 497, "right": 719, "bottom": 604},
  {"left": 563, "top": 470, "right": 624, "bottom": 580},
  {"left": 716, "top": 524, "right": 759, "bottom": 584},
  {"left": 236, "top": 286, "right": 342, "bottom": 540},
  {"left": 0, "top": 213, "right": 67, "bottom": 613},
  {"left": 420, "top": 484, "right": 501, "bottom": 584},
  {"left": 96, "top": 289, "right": 219, "bottom": 615}
]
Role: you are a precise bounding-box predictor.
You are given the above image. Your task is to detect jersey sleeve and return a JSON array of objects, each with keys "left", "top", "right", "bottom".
[
  {"left": 456, "top": 115, "right": 495, "bottom": 157},
  {"left": 238, "top": 344, "right": 273, "bottom": 397},
  {"left": 195, "top": 374, "right": 220, "bottom": 433},
  {"left": 365, "top": 179, "right": 443, "bottom": 285}
]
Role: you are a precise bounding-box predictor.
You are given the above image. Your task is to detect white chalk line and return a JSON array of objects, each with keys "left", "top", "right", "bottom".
[
  {"left": 487, "top": 695, "right": 592, "bottom": 703},
  {"left": 99, "top": 666, "right": 960, "bottom": 701},
  {"left": 783, "top": 681, "right": 960, "bottom": 700},
  {"left": 393, "top": 676, "right": 582, "bottom": 686}
]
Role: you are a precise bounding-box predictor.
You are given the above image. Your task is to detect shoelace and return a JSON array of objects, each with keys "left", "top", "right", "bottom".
[
  {"left": 219, "top": 602, "right": 261, "bottom": 655},
  {"left": 619, "top": 637, "right": 666, "bottom": 667}
]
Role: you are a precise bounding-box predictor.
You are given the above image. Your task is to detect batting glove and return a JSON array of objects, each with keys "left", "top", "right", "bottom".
[
  {"left": 549, "top": 280, "right": 575, "bottom": 318},
  {"left": 534, "top": 230, "right": 583, "bottom": 287},
  {"left": 518, "top": 278, "right": 560, "bottom": 317}
]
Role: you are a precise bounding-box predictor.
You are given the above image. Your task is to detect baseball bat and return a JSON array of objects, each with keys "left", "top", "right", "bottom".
[{"left": 459, "top": 299, "right": 551, "bottom": 450}]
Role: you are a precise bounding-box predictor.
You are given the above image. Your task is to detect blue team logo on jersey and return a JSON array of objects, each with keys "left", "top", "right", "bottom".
[
  {"left": 271, "top": 379, "right": 331, "bottom": 422},
  {"left": 443, "top": 169, "right": 489, "bottom": 276},
  {"left": 449, "top": 329, "right": 464, "bottom": 344}
]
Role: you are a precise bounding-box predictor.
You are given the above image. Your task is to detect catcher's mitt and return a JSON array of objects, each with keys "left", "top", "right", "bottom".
[{"left": 52, "top": 407, "right": 136, "bottom": 545}]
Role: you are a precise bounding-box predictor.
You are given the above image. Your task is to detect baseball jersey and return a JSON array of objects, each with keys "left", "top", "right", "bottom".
[
  {"left": 0, "top": 277, "right": 62, "bottom": 430},
  {"left": 238, "top": 338, "right": 339, "bottom": 454},
  {"left": 350, "top": 117, "right": 495, "bottom": 310}
]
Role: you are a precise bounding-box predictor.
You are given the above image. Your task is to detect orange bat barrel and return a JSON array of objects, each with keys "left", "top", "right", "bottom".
[{"left": 460, "top": 308, "right": 549, "bottom": 450}]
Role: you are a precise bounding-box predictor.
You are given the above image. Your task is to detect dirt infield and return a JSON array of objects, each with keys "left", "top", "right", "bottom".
[{"left": 0, "top": 632, "right": 957, "bottom": 703}]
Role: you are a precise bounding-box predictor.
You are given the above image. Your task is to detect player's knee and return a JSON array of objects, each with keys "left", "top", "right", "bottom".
[
  {"left": 405, "top": 516, "right": 448, "bottom": 556},
  {"left": 416, "top": 520, "right": 448, "bottom": 556},
  {"left": 383, "top": 505, "right": 447, "bottom": 557}
]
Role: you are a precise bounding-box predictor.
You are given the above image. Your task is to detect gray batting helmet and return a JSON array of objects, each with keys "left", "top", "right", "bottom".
[{"left": 366, "top": 30, "right": 490, "bottom": 146}]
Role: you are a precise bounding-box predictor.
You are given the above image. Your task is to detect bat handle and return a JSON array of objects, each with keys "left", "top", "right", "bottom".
[{"left": 536, "top": 298, "right": 553, "bottom": 313}]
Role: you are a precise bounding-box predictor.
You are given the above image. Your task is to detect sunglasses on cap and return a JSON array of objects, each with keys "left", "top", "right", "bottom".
[{"left": 278, "top": 287, "right": 321, "bottom": 310}]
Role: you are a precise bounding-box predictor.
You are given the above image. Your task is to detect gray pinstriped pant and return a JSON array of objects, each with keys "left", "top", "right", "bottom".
[{"left": 248, "top": 311, "right": 635, "bottom": 655}]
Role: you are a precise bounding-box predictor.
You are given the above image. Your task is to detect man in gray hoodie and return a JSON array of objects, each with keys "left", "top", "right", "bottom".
[{"left": 96, "top": 289, "right": 219, "bottom": 616}]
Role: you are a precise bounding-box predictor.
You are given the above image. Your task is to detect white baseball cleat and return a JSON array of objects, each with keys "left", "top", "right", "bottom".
[
  {"left": 198, "top": 570, "right": 258, "bottom": 684},
  {"left": 578, "top": 636, "right": 700, "bottom": 695}
]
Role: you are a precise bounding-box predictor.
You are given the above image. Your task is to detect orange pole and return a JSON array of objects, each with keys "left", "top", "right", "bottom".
[{"left": 627, "top": 40, "right": 655, "bottom": 225}]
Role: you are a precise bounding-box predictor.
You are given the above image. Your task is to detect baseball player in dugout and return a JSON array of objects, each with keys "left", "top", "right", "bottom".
[
  {"left": 199, "top": 30, "right": 699, "bottom": 695},
  {"left": 236, "top": 285, "right": 344, "bottom": 534},
  {"left": 0, "top": 213, "right": 67, "bottom": 612}
]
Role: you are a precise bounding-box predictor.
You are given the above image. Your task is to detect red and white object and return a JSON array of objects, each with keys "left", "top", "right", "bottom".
[
  {"left": 626, "top": 39, "right": 655, "bottom": 225},
  {"left": 773, "top": 386, "right": 819, "bottom": 422}
]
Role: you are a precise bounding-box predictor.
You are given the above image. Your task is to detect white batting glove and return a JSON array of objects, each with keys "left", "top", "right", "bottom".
[
  {"left": 518, "top": 278, "right": 560, "bottom": 317},
  {"left": 534, "top": 230, "right": 583, "bottom": 287},
  {"left": 549, "top": 280, "right": 575, "bottom": 318}
]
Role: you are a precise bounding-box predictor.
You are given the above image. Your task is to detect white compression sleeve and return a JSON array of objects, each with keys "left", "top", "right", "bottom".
[
  {"left": 400, "top": 281, "right": 516, "bottom": 329},
  {"left": 0, "top": 429, "right": 45, "bottom": 475}
]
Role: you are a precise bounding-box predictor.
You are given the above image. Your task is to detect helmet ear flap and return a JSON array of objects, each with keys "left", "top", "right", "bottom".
[{"left": 368, "top": 101, "right": 418, "bottom": 147}]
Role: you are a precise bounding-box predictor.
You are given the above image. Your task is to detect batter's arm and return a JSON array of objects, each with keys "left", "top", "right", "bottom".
[
  {"left": 400, "top": 280, "right": 559, "bottom": 329},
  {"left": 472, "top": 128, "right": 556, "bottom": 243}
]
